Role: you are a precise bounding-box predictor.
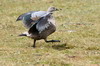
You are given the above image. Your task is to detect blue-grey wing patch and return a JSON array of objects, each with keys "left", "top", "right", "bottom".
[
  {"left": 16, "top": 11, "right": 36, "bottom": 21},
  {"left": 23, "top": 14, "right": 36, "bottom": 28}
]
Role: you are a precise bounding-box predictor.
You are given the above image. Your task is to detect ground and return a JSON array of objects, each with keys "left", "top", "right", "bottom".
[{"left": 0, "top": 0, "right": 100, "bottom": 66}]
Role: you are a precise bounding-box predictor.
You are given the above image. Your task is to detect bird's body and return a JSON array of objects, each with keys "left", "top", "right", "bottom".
[
  {"left": 19, "top": 13, "right": 60, "bottom": 47},
  {"left": 17, "top": 7, "right": 60, "bottom": 47}
]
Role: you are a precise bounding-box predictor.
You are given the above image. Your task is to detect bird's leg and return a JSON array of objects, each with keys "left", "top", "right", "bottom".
[
  {"left": 44, "top": 39, "right": 60, "bottom": 43},
  {"left": 33, "top": 39, "right": 36, "bottom": 48}
]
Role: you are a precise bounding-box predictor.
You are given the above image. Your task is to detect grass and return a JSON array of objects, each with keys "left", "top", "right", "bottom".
[{"left": 0, "top": 0, "right": 100, "bottom": 66}]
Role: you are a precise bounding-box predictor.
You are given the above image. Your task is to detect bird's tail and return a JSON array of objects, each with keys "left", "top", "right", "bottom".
[{"left": 19, "top": 34, "right": 27, "bottom": 36}]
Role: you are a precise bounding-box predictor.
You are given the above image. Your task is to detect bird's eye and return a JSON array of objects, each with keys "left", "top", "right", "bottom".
[{"left": 53, "top": 8, "right": 55, "bottom": 9}]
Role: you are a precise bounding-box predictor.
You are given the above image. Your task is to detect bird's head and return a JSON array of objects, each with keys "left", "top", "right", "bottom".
[{"left": 47, "top": 6, "right": 61, "bottom": 12}]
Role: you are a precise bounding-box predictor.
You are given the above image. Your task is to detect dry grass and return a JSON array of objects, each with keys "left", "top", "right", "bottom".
[{"left": 0, "top": 0, "right": 100, "bottom": 66}]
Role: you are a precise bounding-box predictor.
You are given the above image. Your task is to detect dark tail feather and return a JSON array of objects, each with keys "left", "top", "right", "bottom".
[{"left": 19, "top": 34, "right": 27, "bottom": 36}]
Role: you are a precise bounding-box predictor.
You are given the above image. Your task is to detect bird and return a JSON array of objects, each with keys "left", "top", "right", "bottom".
[
  {"left": 16, "top": 6, "right": 60, "bottom": 28},
  {"left": 19, "top": 13, "right": 60, "bottom": 48}
]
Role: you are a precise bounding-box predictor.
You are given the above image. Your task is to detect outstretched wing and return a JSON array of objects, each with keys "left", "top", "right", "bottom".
[
  {"left": 16, "top": 11, "right": 36, "bottom": 21},
  {"left": 16, "top": 11, "right": 48, "bottom": 29},
  {"left": 23, "top": 14, "right": 37, "bottom": 28}
]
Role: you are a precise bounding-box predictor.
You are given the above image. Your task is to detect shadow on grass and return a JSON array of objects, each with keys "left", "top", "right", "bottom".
[{"left": 52, "top": 43, "right": 75, "bottom": 51}]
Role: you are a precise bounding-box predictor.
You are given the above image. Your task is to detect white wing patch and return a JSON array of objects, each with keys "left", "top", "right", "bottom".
[
  {"left": 23, "top": 32, "right": 31, "bottom": 37},
  {"left": 31, "top": 11, "right": 46, "bottom": 21}
]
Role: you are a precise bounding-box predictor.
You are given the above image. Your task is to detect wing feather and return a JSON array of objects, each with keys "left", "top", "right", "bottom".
[
  {"left": 36, "top": 13, "right": 54, "bottom": 33},
  {"left": 16, "top": 11, "right": 36, "bottom": 21},
  {"left": 23, "top": 14, "right": 36, "bottom": 28}
]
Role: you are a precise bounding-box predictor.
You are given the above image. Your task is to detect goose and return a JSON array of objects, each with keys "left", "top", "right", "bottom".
[
  {"left": 19, "top": 13, "right": 60, "bottom": 48},
  {"left": 16, "top": 7, "right": 60, "bottom": 28}
]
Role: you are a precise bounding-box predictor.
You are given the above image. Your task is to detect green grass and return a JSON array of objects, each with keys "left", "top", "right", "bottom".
[{"left": 0, "top": 0, "right": 100, "bottom": 66}]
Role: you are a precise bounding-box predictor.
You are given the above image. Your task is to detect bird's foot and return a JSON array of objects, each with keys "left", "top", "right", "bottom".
[{"left": 32, "top": 45, "right": 36, "bottom": 48}]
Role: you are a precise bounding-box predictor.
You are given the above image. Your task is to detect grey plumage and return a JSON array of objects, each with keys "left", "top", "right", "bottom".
[
  {"left": 19, "top": 13, "right": 60, "bottom": 47},
  {"left": 17, "top": 11, "right": 37, "bottom": 28},
  {"left": 16, "top": 11, "right": 36, "bottom": 21},
  {"left": 22, "top": 14, "right": 36, "bottom": 28},
  {"left": 16, "top": 7, "right": 59, "bottom": 29}
]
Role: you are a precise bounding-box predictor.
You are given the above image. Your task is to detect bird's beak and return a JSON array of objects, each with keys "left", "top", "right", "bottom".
[{"left": 55, "top": 8, "right": 62, "bottom": 11}]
